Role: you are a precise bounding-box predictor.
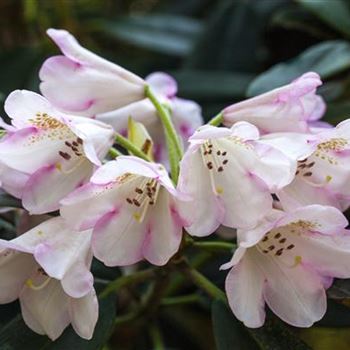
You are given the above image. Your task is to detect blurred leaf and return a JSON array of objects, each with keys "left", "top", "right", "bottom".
[
  {"left": 100, "top": 15, "right": 202, "bottom": 57},
  {"left": 48, "top": 294, "right": 116, "bottom": 349},
  {"left": 297, "top": 0, "right": 350, "bottom": 37},
  {"left": 299, "top": 327, "right": 350, "bottom": 350},
  {"left": 316, "top": 300, "right": 350, "bottom": 327},
  {"left": 247, "top": 41, "right": 350, "bottom": 96},
  {"left": 185, "top": 0, "right": 266, "bottom": 71},
  {"left": 172, "top": 70, "right": 254, "bottom": 100},
  {"left": 0, "top": 314, "right": 50, "bottom": 350},
  {"left": 248, "top": 317, "right": 312, "bottom": 350},
  {"left": 0, "top": 191, "right": 22, "bottom": 209},
  {"left": 324, "top": 101, "right": 350, "bottom": 125},
  {"left": 212, "top": 300, "right": 259, "bottom": 350},
  {"left": 328, "top": 279, "right": 350, "bottom": 300}
]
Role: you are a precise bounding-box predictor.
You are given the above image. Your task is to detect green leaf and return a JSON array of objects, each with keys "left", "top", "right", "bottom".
[
  {"left": 171, "top": 70, "right": 254, "bottom": 100},
  {"left": 249, "top": 317, "right": 312, "bottom": 350},
  {"left": 247, "top": 41, "right": 350, "bottom": 96},
  {"left": 297, "top": 0, "right": 350, "bottom": 37},
  {"left": 0, "top": 191, "right": 23, "bottom": 209},
  {"left": 184, "top": 0, "right": 267, "bottom": 71},
  {"left": 100, "top": 15, "right": 202, "bottom": 57},
  {"left": 0, "top": 315, "right": 50, "bottom": 350},
  {"left": 48, "top": 295, "right": 116, "bottom": 349},
  {"left": 212, "top": 300, "right": 259, "bottom": 350},
  {"left": 328, "top": 279, "right": 350, "bottom": 299}
]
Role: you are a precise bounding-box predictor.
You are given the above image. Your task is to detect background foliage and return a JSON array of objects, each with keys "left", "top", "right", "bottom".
[{"left": 1, "top": 0, "right": 350, "bottom": 349}]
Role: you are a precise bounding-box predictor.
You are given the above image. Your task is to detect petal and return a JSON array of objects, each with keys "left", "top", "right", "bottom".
[
  {"left": 213, "top": 138, "right": 274, "bottom": 228},
  {"left": 97, "top": 99, "right": 157, "bottom": 132},
  {"left": 0, "top": 165, "right": 29, "bottom": 198},
  {"left": 60, "top": 182, "right": 118, "bottom": 230},
  {"left": 278, "top": 177, "right": 341, "bottom": 211},
  {"left": 20, "top": 279, "right": 70, "bottom": 340},
  {"left": 142, "top": 189, "right": 183, "bottom": 265},
  {"left": 69, "top": 289, "right": 98, "bottom": 340},
  {"left": 287, "top": 230, "right": 350, "bottom": 279},
  {"left": 225, "top": 250, "right": 266, "bottom": 328},
  {"left": 92, "top": 207, "right": 146, "bottom": 266},
  {"left": 22, "top": 160, "right": 93, "bottom": 214},
  {"left": 230, "top": 121, "right": 260, "bottom": 141},
  {"left": 259, "top": 248, "right": 326, "bottom": 327},
  {"left": 278, "top": 205, "right": 348, "bottom": 235},
  {"left": 146, "top": 72, "right": 177, "bottom": 98},
  {"left": 177, "top": 149, "right": 224, "bottom": 236},
  {"left": 0, "top": 249, "right": 36, "bottom": 303},
  {"left": 61, "top": 260, "right": 94, "bottom": 298},
  {"left": 4, "top": 90, "right": 58, "bottom": 129},
  {"left": 0, "top": 127, "right": 64, "bottom": 173}
]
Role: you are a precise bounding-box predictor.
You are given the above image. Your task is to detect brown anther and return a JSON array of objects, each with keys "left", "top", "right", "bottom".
[
  {"left": 299, "top": 159, "right": 307, "bottom": 163},
  {"left": 207, "top": 162, "right": 213, "bottom": 170},
  {"left": 303, "top": 172, "right": 312, "bottom": 177},
  {"left": 223, "top": 159, "right": 228, "bottom": 165},
  {"left": 275, "top": 248, "right": 283, "bottom": 256},
  {"left": 135, "top": 188, "right": 143, "bottom": 194},
  {"left": 263, "top": 250, "right": 268, "bottom": 254},
  {"left": 72, "top": 141, "right": 79, "bottom": 147},
  {"left": 217, "top": 150, "right": 221, "bottom": 155},
  {"left": 133, "top": 199, "right": 141, "bottom": 207},
  {"left": 218, "top": 166, "right": 224, "bottom": 172},
  {"left": 77, "top": 138, "right": 83, "bottom": 144},
  {"left": 72, "top": 147, "right": 78, "bottom": 152},
  {"left": 268, "top": 245, "right": 275, "bottom": 251},
  {"left": 65, "top": 141, "right": 72, "bottom": 147},
  {"left": 279, "top": 238, "right": 286, "bottom": 243},
  {"left": 287, "top": 244, "right": 295, "bottom": 250},
  {"left": 222, "top": 151, "right": 227, "bottom": 156},
  {"left": 59, "top": 151, "right": 71, "bottom": 160},
  {"left": 306, "top": 162, "right": 315, "bottom": 168},
  {"left": 149, "top": 201, "right": 155, "bottom": 205},
  {"left": 126, "top": 198, "right": 133, "bottom": 204},
  {"left": 208, "top": 144, "right": 213, "bottom": 148},
  {"left": 274, "top": 233, "right": 281, "bottom": 239},
  {"left": 262, "top": 236, "right": 268, "bottom": 242}
]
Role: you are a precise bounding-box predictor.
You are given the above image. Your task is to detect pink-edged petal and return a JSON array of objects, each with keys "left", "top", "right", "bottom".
[
  {"left": 220, "top": 246, "right": 246, "bottom": 271},
  {"left": 19, "top": 279, "right": 70, "bottom": 340},
  {"left": 230, "top": 121, "right": 260, "bottom": 141},
  {"left": 0, "top": 164, "right": 29, "bottom": 198},
  {"left": 171, "top": 97, "right": 203, "bottom": 143},
  {"left": 4, "top": 90, "right": 59, "bottom": 129},
  {"left": 68, "top": 116, "right": 114, "bottom": 165},
  {"left": 278, "top": 177, "right": 341, "bottom": 211},
  {"left": 60, "top": 182, "right": 119, "bottom": 230},
  {"left": 0, "top": 127, "right": 64, "bottom": 173},
  {"left": 62, "top": 260, "right": 93, "bottom": 298},
  {"left": 289, "top": 230, "right": 350, "bottom": 278},
  {"left": 146, "top": 72, "right": 177, "bottom": 98},
  {"left": 69, "top": 289, "right": 98, "bottom": 340},
  {"left": 237, "top": 209, "right": 285, "bottom": 248},
  {"left": 189, "top": 125, "right": 231, "bottom": 143},
  {"left": 178, "top": 149, "right": 224, "bottom": 237},
  {"left": 213, "top": 138, "right": 273, "bottom": 229},
  {"left": 22, "top": 160, "right": 93, "bottom": 214},
  {"left": 225, "top": 250, "right": 266, "bottom": 328},
  {"left": 278, "top": 204, "right": 348, "bottom": 235},
  {"left": 92, "top": 207, "right": 146, "bottom": 266},
  {"left": 0, "top": 249, "right": 36, "bottom": 303},
  {"left": 97, "top": 99, "right": 157, "bottom": 131},
  {"left": 142, "top": 189, "right": 183, "bottom": 265},
  {"left": 260, "top": 249, "right": 326, "bottom": 327},
  {"left": 252, "top": 142, "right": 296, "bottom": 191}
]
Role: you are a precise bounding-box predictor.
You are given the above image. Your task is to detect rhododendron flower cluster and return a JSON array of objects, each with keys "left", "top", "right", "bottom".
[{"left": 1, "top": 28, "right": 350, "bottom": 341}]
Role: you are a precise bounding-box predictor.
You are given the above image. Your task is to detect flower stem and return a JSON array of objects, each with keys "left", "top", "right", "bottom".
[
  {"left": 161, "top": 293, "right": 200, "bottom": 306},
  {"left": 108, "top": 146, "right": 122, "bottom": 159},
  {"left": 99, "top": 268, "right": 155, "bottom": 298},
  {"left": 149, "top": 324, "right": 165, "bottom": 350},
  {"left": 208, "top": 112, "right": 223, "bottom": 126},
  {"left": 145, "top": 85, "right": 183, "bottom": 182},
  {"left": 115, "top": 132, "right": 152, "bottom": 162},
  {"left": 179, "top": 260, "right": 226, "bottom": 302}
]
